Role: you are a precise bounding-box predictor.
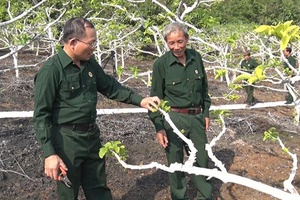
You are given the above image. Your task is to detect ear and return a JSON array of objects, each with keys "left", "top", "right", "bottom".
[{"left": 69, "top": 38, "right": 77, "bottom": 48}]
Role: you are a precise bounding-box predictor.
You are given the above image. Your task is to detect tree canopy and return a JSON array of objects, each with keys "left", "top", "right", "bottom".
[{"left": 208, "top": 0, "right": 300, "bottom": 25}]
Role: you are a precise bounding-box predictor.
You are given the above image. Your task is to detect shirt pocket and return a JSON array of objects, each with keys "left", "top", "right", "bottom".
[
  {"left": 60, "top": 75, "right": 81, "bottom": 99},
  {"left": 193, "top": 73, "right": 204, "bottom": 92},
  {"left": 165, "top": 78, "right": 185, "bottom": 97}
]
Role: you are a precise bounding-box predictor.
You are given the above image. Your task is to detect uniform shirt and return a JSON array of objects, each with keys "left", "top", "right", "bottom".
[
  {"left": 240, "top": 58, "right": 258, "bottom": 73},
  {"left": 283, "top": 55, "right": 297, "bottom": 68},
  {"left": 34, "top": 49, "right": 143, "bottom": 157},
  {"left": 149, "top": 49, "right": 211, "bottom": 132},
  {"left": 283, "top": 55, "right": 298, "bottom": 76}
]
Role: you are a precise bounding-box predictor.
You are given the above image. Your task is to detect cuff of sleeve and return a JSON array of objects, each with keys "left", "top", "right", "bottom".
[
  {"left": 153, "top": 117, "right": 164, "bottom": 132},
  {"left": 203, "top": 109, "right": 210, "bottom": 118},
  {"left": 154, "top": 123, "right": 164, "bottom": 133},
  {"left": 41, "top": 142, "right": 55, "bottom": 158},
  {"left": 149, "top": 111, "right": 164, "bottom": 132},
  {"left": 131, "top": 94, "right": 144, "bottom": 106}
]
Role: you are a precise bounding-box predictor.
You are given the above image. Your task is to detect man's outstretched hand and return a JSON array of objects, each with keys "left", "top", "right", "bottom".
[{"left": 140, "top": 96, "right": 161, "bottom": 112}]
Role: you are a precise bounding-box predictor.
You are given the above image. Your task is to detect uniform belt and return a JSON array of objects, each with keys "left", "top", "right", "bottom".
[
  {"left": 170, "top": 107, "right": 202, "bottom": 115},
  {"left": 61, "top": 123, "right": 96, "bottom": 131}
]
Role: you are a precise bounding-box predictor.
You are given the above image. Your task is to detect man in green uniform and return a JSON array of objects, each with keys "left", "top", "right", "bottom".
[
  {"left": 283, "top": 47, "right": 298, "bottom": 104},
  {"left": 33, "top": 17, "right": 160, "bottom": 200},
  {"left": 240, "top": 51, "right": 259, "bottom": 106},
  {"left": 148, "top": 22, "right": 212, "bottom": 200}
]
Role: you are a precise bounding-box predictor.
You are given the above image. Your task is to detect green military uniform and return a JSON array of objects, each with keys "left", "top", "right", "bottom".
[
  {"left": 284, "top": 55, "right": 297, "bottom": 70},
  {"left": 149, "top": 49, "right": 212, "bottom": 200},
  {"left": 240, "top": 58, "right": 259, "bottom": 105},
  {"left": 34, "top": 49, "right": 143, "bottom": 200},
  {"left": 283, "top": 55, "right": 297, "bottom": 103}
]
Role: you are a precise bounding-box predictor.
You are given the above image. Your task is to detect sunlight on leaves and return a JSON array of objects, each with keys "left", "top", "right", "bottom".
[
  {"left": 152, "top": 100, "right": 170, "bottom": 112},
  {"left": 263, "top": 127, "right": 278, "bottom": 142},
  {"left": 99, "top": 141, "right": 128, "bottom": 161}
]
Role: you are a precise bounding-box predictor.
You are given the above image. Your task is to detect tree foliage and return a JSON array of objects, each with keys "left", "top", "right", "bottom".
[{"left": 209, "top": 0, "right": 300, "bottom": 25}]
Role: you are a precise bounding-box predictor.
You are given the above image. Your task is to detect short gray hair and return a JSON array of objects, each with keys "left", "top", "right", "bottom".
[
  {"left": 62, "top": 17, "right": 95, "bottom": 43},
  {"left": 163, "top": 22, "right": 189, "bottom": 41}
]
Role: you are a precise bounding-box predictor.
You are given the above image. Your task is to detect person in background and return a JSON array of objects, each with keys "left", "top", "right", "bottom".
[
  {"left": 283, "top": 47, "right": 298, "bottom": 104},
  {"left": 240, "top": 51, "right": 259, "bottom": 107},
  {"left": 149, "top": 22, "right": 212, "bottom": 200},
  {"left": 34, "top": 17, "right": 160, "bottom": 200}
]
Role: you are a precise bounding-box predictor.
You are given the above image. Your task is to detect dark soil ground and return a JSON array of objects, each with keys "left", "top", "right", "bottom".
[{"left": 1, "top": 52, "right": 300, "bottom": 200}]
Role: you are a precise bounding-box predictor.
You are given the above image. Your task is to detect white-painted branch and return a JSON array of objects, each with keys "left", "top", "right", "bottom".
[
  {"left": 113, "top": 149, "right": 300, "bottom": 200},
  {"left": 159, "top": 109, "right": 197, "bottom": 167},
  {"left": 276, "top": 137, "right": 299, "bottom": 194},
  {"left": 206, "top": 114, "right": 227, "bottom": 173},
  {"left": 109, "top": 110, "right": 300, "bottom": 200}
]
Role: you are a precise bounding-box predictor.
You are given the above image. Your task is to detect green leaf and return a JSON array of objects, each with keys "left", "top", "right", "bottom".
[
  {"left": 229, "top": 83, "right": 243, "bottom": 90},
  {"left": 254, "top": 65, "right": 267, "bottom": 79},
  {"left": 254, "top": 25, "right": 270, "bottom": 34},
  {"left": 283, "top": 147, "right": 289, "bottom": 153},
  {"left": 152, "top": 100, "right": 170, "bottom": 112},
  {"left": 263, "top": 127, "right": 278, "bottom": 142},
  {"left": 248, "top": 76, "right": 259, "bottom": 84},
  {"left": 290, "top": 26, "right": 300, "bottom": 36},
  {"left": 228, "top": 94, "right": 240, "bottom": 101},
  {"left": 99, "top": 147, "right": 108, "bottom": 159},
  {"left": 280, "top": 35, "right": 291, "bottom": 50},
  {"left": 99, "top": 141, "right": 128, "bottom": 160},
  {"left": 284, "top": 20, "right": 293, "bottom": 27},
  {"left": 233, "top": 74, "right": 252, "bottom": 83}
]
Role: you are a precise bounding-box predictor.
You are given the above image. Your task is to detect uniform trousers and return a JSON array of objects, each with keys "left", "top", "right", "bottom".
[
  {"left": 163, "top": 112, "right": 212, "bottom": 200},
  {"left": 52, "top": 125, "right": 112, "bottom": 200},
  {"left": 244, "top": 85, "right": 255, "bottom": 104}
]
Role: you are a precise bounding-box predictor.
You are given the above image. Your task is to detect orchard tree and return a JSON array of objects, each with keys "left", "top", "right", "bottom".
[{"left": 0, "top": 0, "right": 67, "bottom": 77}]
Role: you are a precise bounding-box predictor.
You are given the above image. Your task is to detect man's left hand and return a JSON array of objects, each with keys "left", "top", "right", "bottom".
[
  {"left": 205, "top": 117, "right": 210, "bottom": 131},
  {"left": 140, "top": 96, "right": 160, "bottom": 112}
]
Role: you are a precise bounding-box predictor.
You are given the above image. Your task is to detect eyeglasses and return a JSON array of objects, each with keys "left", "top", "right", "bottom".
[{"left": 76, "top": 38, "right": 97, "bottom": 48}]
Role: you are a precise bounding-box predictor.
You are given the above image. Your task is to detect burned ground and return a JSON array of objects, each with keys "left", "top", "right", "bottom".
[{"left": 0, "top": 54, "right": 300, "bottom": 200}]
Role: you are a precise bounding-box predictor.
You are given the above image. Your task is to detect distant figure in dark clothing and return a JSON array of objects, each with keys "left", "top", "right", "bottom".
[
  {"left": 283, "top": 47, "right": 298, "bottom": 104},
  {"left": 240, "top": 51, "right": 259, "bottom": 107}
]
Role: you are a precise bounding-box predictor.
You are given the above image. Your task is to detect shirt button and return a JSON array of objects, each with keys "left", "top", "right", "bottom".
[
  {"left": 83, "top": 85, "right": 85, "bottom": 87},
  {"left": 187, "top": 78, "right": 189, "bottom": 81}
]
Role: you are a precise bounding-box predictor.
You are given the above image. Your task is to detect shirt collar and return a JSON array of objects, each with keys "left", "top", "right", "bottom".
[
  {"left": 57, "top": 48, "right": 74, "bottom": 68},
  {"left": 167, "top": 49, "right": 195, "bottom": 66}
]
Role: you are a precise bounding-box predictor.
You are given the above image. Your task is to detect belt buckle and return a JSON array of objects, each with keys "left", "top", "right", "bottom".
[
  {"left": 187, "top": 108, "right": 196, "bottom": 115},
  {"left": 88, "top": 124, "right": 94, "bottom": 131}
]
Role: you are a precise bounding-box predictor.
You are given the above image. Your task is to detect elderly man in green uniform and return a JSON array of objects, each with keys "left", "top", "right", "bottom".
[
  {"left": 240, "top": 51, "right": 259, "bottom": 107},
  {"left": 34, "top": 17, "right": 160, "bottom": 200},
  {"left": 283, "top": 47, "right": 298, "bottom": 104},
  {"left": 149, "top": 22, "right": 212, "bottom": 200}
]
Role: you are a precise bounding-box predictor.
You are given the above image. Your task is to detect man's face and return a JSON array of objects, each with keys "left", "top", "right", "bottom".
[
  {"left": 166, "top": 30, "right": 188, "bottom": 59},
  {"left": 244, "top": 54, "right": 250, "bottom": 61},
  {"left": 73, "top": 27, "right": 97, "bottom": 61},
  {"left": 283, "top": 49, "right": 290, "bottom": 57}
]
